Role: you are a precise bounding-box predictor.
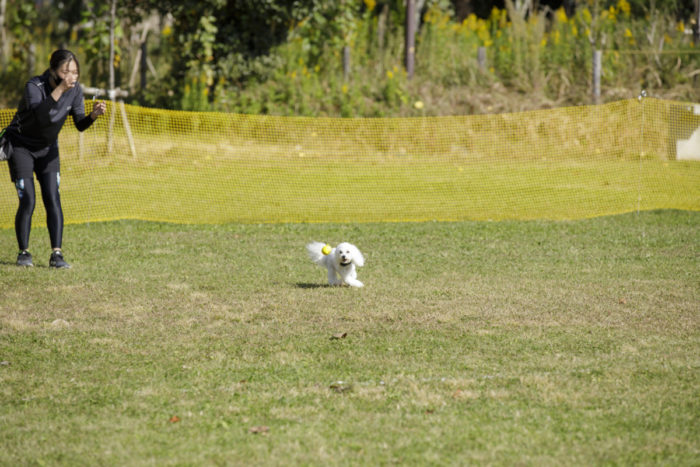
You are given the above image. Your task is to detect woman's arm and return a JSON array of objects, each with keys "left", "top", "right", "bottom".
[{"left": 72, "top": 88, "right": 106, "bottom": 132}]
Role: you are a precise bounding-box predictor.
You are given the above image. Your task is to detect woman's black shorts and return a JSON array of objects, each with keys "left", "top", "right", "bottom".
[{"left": 8, "top": 143, "right": 59, "bottom": 182}]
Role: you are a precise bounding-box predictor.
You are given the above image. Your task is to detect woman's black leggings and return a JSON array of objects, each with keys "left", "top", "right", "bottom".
[{"left": 15, "top": 172, "right": 64, "bottom": 251}]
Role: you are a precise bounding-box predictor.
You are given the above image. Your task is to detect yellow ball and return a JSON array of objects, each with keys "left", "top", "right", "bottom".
[{"left": 322, "top": 245, "right": 332, "bottom": 255}]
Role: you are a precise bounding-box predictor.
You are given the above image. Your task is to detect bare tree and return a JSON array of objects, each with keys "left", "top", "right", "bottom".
[
  {"left": 0, "top": 0, "right": 7, "bottom": 67},
  {"left": 695, "top": 0, "right": 699, "bottom": 43},
  {"left": 405, "top": 0, "right": 426, "bottom": 79}
]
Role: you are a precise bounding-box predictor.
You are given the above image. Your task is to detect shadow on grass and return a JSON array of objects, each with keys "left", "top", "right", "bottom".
[
  {"left": 295, "top": 282, "right": 330, "bottom": 289},
  {"left": 2, "top": 263, "right": 50, "bottom": 268}
]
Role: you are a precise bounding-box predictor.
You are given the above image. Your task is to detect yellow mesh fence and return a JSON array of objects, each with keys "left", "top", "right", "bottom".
[{"left": 0, "top": 97, "right": 698, "bottom": 227}]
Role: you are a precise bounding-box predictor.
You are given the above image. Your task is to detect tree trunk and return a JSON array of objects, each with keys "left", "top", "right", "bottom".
[
  {"left": 695, "top": 0, "right": 699, "bottom": 44},
  {"left": 377, "top": 3, "right": 388, "bottom": 50},
  {"left": 140, "top": 41, "right": 147, "bottom": 89},
  {"left": 109, "top": 0, "right": 116, "bottom": 92},
  {"left": 0, "top": 0, "right": 7, "bottom": 67}
]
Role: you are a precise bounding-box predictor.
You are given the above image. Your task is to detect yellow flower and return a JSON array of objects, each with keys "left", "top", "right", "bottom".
[
  {"left": 500, "top": 9, "right": 508, "bottom": 28},
  {"left": 414, "top": 100, "right": 424, "bottom": 109},
  {"left": 677, "top": 21, "right": 685, "bottom": 33},
  {"left": 571, "top": 24, "right": 578, "bottom": 37},
  {"left": 465, "top": 13, "right": 478, "bottom": 31},
  {"left": 386, "top": 70, "right": 394, "bottom": 79},
  {"left": 540, "top": 38, "right": 547, "bottom": 47},
  {"left": 363, "top": 0, "right": 376, "bottom": 11},
  {"left": 624, "top": 28, "right": 633, "bottom": 37},
  {"left": 342, "top": 84, "right": 349, "bottom": 94},
  {"left": 617, "top": 0, "right": 631, "bottom": 16},
  {"left": 477, "top": 25, "right": 491, "bottom": 44},
  {"left": 555, "top": 7, "right": 568, "bottom": 23},
  {"left": 581, "top": 8, "right": 592, "bottom": 24}
]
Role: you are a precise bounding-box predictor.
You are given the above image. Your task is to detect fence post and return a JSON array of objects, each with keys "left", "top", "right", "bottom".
[
  {"left": 637, "top": 89, "right": 647, "bottom": 214},
  {"left": 343, "top": 45, "right": 351, "bottom": 81},
  {"left": 592, "top": 49, "right": 602, "bottom": 104},
  {"left": 109, "top": 0, "right": 116, "bottom": 92},
  {"left": 119, "top": 100, "right": 137, "bottom": 159},
  {"left": 405, "top": 0, "right": 416, "bottom": 79},
  {"left": 477, "top": 46, "right": 486, "bottom": 70},
  {"left": 28, "top": 43, "right": 35, "bottom": 75}
]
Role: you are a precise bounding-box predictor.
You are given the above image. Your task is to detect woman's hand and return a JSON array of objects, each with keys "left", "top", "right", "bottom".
[
  {"left": 51, "top": 77, "right": 75, "bottom": 101},
  {"left": 91, "top": 101, "right": 107, "bottom": 120}
]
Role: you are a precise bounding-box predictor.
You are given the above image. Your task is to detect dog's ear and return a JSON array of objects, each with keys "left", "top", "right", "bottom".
[{"left": 350, "top": 244, "right": 364, "bottom": 267}]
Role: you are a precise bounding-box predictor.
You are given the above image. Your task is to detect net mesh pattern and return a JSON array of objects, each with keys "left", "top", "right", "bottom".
[{"left": 1, "top": 97, "right": 698, "bottom": 227}]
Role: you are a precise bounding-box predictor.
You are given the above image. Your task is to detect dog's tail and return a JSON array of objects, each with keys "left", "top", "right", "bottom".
[{"left": 306, "top": 241, "right": 329, "bottom": 264}]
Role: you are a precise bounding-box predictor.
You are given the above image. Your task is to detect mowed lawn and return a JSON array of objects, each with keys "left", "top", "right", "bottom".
[{"left": 0, "top": 210, "right": 698, "bottom": 465}]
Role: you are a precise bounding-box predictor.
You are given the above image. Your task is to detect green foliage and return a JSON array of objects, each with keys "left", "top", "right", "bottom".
[
  {"left": 0, "top": 0, "right": 48, "bottom": 103},
  {"left": 78, "top": 1, "right": 124, "bottom": 86},
  {"left": 211, "top": 0, "right": 698, "bottom": 115},
  {"left": 0, "top": 0, "right": 698, "bottom": 113}
]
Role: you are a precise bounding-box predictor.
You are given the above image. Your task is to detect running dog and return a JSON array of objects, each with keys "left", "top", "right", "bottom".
[{"left": 306, "top": 242, "right": 365, "bottom": 287}]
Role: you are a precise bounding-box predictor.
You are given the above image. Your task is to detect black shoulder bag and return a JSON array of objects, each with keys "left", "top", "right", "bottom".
[{"left": 0, "top": 127, "right": 12, "bottom": 161}]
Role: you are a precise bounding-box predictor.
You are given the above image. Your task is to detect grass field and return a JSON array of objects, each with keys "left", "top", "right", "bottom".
[
  {"left": 0, "top": 157, "right": 698, "bottom": 226},
  {"left": 0, "top": 210, "right": 698, "bottom": 465}
]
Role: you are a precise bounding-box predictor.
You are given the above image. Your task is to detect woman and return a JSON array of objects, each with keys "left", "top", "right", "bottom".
[{"left": 5, "top": 49, "right": 106, "bottom": 268}]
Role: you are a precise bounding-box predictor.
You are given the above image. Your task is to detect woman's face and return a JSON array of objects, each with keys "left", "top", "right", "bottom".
[{"left": 55, "top": 60, "right": 79, "bottom": 87}]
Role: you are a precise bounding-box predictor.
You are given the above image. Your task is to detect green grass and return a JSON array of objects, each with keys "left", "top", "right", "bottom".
[
  {"left": 1, "top": 157, "right": 698, "bottom": 226},
  {"left": 0, "top": 211, "right": 698, "bottom": 465}
]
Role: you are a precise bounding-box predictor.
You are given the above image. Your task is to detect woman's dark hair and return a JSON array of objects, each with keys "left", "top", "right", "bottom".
[{"left": 49, "top": 49, "right": 80, "bottom": 77}]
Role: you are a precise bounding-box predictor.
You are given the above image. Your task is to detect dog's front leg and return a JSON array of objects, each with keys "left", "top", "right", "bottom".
[
  {"left": 341, "top": 268, "right": 363, "bottom": 287},
  {"left": 344, "top": 278, "right": 364, "bottom": 287},
  {"left": 328, "top": 268, "right": 341, "bottom": 286}
]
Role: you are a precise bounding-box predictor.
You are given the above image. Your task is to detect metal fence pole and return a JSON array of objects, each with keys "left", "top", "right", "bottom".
[{"left": 592, "top": 49, "right": 602, "bottom": 104}]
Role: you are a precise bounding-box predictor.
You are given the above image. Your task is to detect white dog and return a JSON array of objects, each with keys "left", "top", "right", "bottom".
[{"left": 306, "top": 242, "right": 365, "bottom": 287}]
